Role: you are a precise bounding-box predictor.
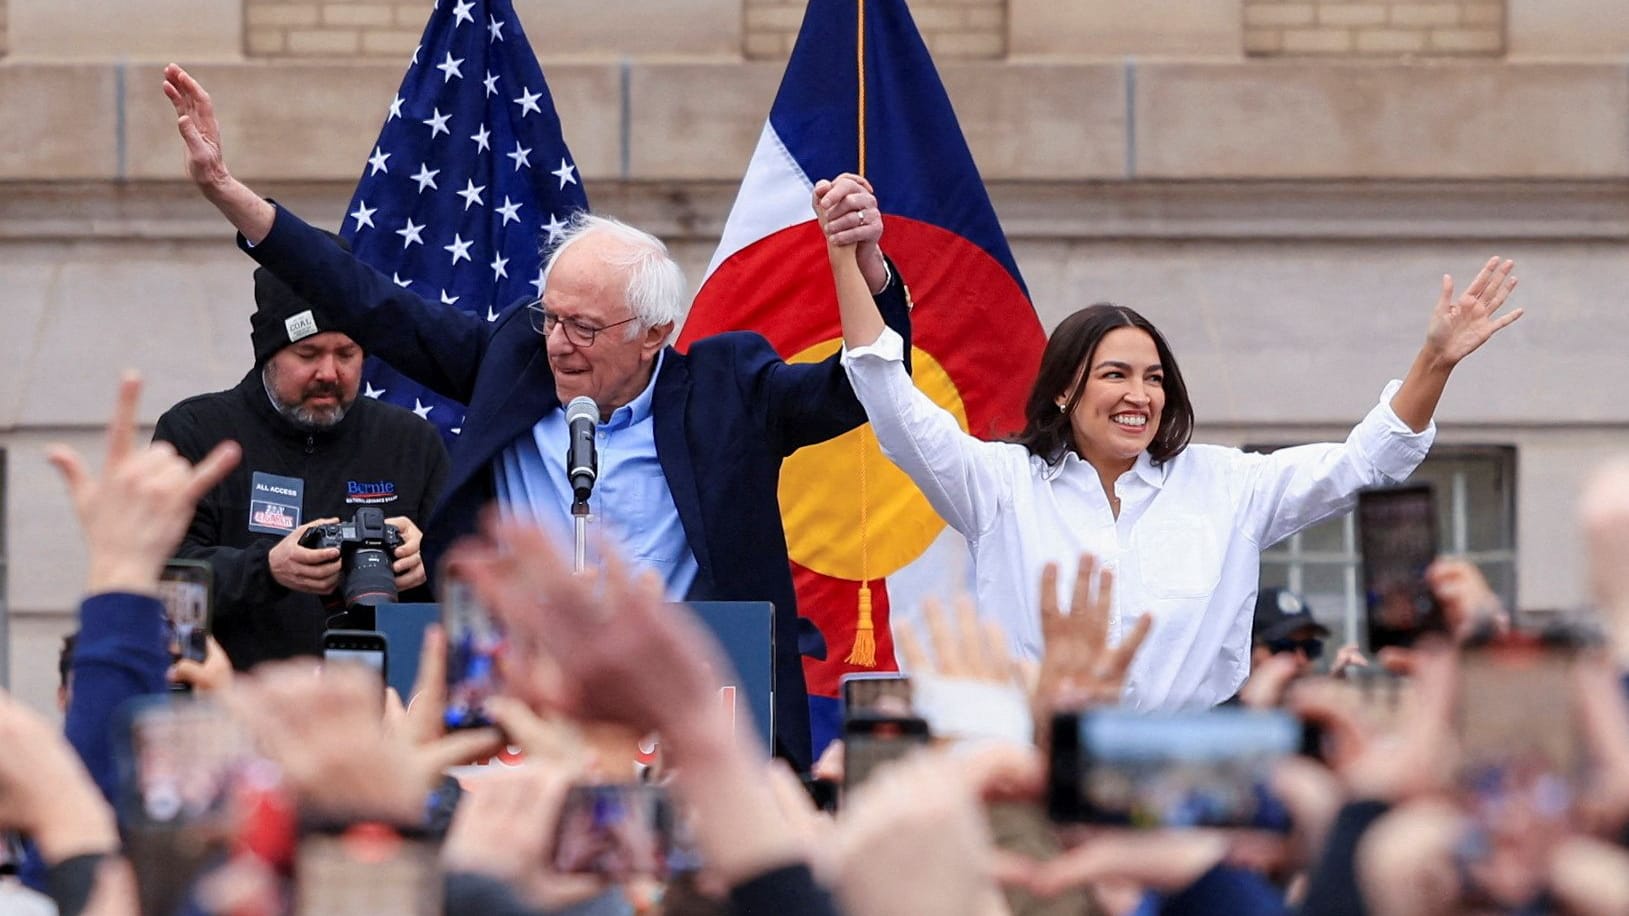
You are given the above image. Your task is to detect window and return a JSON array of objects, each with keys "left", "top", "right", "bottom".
[{"left": 1257, "top": 446, "right": 1516, "bottom": 648}]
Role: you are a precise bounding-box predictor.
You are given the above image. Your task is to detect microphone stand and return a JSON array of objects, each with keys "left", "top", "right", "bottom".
[{"left": 571, "top": 497, "right": 590, "bottom": 574}]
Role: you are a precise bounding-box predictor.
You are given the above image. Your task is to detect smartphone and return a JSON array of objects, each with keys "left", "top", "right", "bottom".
[
  {"left": 323, "top": 629, "right": 389, "bottom": 685},
  {"left": 1458, "top": 634, "right": 1583, "bottom": 802},
  {"left": 442, "top": 579, "right": 505, "bottom": 730},
  {"left": 114, "top": 696, "right": 249, "bottom": 828},
  {"left": 840, "top": 672, "right": 913, "bottom": 718},
  {"left": 1358, "top": 484, "right": 1447, "bottom": 652},
  {"left": 551, "top": 783, "right": 676, "bottom": 880},
  {"left": 158, "top": 559, "right": 213, "bottom": 663},
  {"left": 295, "top": 828, "right": 442, "bottom": 916},
  {"left": 843, "top": 715, "right": 931, "bottom": 799},
  {"left": 1047, "top": 708, "right": 1301, "bottom": 830}
]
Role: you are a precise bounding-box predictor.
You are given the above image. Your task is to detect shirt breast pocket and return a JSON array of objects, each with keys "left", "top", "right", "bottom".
[{"left": 1135, "top": 514, "right": 1222, "bottom": 600}]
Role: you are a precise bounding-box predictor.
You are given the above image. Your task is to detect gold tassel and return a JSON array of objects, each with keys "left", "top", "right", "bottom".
[{"left": 846, "top": 582, "right": 877, "bottom": 667}]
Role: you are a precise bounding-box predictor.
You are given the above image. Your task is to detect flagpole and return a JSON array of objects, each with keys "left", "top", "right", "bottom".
[{"left": 847, "top": 0, "right": 878, "bottom": 667}]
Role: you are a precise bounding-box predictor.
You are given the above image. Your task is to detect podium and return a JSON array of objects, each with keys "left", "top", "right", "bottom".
[{"left": 372, "top": 600, "right": 776, "bottom": 751}]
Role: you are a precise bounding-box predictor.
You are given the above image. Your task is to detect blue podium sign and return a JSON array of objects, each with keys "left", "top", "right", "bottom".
[{"left": 683, "top": 601, "right": 776, "bottom": 754}]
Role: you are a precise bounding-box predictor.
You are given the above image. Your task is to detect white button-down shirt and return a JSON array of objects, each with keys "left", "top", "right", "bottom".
[{"left": 842, "top": 328, "right": 1434, "bottom": 710}]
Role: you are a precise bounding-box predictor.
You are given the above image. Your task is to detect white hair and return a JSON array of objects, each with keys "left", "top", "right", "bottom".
[{"left": 540, "top": 212, "right": 688, "bottom": 341}]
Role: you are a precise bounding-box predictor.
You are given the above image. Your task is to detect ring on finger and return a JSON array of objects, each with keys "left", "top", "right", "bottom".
[{"left": 858, "top": 209, "right": 868, "bottom": 224}]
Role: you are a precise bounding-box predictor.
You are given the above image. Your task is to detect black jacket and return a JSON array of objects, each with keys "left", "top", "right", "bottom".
[{"left": 153, "top": 369, "right": 448, "bottom": 669}]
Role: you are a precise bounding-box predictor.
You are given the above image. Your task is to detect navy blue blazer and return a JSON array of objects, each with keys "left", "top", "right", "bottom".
[{"left": 242, "top": 205, "right": 913, "bottom": 769}]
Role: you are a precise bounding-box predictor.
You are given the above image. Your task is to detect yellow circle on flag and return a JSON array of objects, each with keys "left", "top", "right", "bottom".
[{"left": 779, "top": 339, "right": 969, "bottom": 581}]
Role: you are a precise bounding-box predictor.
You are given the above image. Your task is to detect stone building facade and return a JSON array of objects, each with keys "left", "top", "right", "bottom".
[{"left": 2, "top": 0, "right": 1628, "bottom": 712}]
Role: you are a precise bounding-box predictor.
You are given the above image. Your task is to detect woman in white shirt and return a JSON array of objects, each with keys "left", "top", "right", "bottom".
[{"left": 812, "top": 175, "right": 1523, "bottom": 710}]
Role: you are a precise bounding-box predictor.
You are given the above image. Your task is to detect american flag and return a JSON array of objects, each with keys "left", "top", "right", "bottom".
[{"left": 340, "top": 0, "right": 589, "bottom": 439}]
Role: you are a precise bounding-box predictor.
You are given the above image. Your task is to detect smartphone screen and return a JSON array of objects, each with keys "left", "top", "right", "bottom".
[
  {"left": 323, "top": 630, "right": 389, "bottom": 685},
  {"left": 296, "top": 829, "right": 442, "bottom": 916},
  {"left": 117, "top": 697, "right": 248, "bottom": 828},
  {"left": 1459, "top": 638, "right": 1581, "bottom": 806},
  {"left": 843, "top": 715, "right": 931, "bottom": 798},
  {"left": 1358, "top": 485, "right": 1446, "bottom": 652},
  {"left": 840, "top": 673, "right": 913, "bottom": 718},
  {"left": 442, "top": 579, "right": 504, "bottom": 730},
  {"left": 1048, "top": 708, "right": 1301, "bottom": 829},
  {"left": 158, "top": 560, "right": 213, "bottom": 663},
  {"left": 551, "top": 783, "right": 676, "bottom": 880}
]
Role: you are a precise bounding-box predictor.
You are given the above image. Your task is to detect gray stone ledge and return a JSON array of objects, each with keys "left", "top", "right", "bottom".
[
  {"left": 2, "top": 179, "right": 1626, "bottom": 242},
  {"left": 3, "top": 60, "right": 1626, "bottom": 183}
]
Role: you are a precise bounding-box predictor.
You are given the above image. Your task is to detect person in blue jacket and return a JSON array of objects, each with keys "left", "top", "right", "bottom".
[{"left": 163, "top": 64, "right": 911, "bottom": 770}]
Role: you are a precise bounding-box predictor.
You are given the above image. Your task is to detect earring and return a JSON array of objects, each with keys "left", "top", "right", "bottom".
[{"left": 1056, "top": 402, "right": 1066, "bottom": 414}]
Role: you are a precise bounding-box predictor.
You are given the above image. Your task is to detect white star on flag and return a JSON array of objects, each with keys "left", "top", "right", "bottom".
[
  {"left": 349, "top": 201, "right": 376, "bottom": 230},
  {"left": 411, "top": 163, "right": 441, "bottom": 192},
  {"left": 450, "top": 0, "right": 474, "bottom": 26},
  {"left": 496, "top": 197, "right": 523, "bottom": 225},
  {"left": 412, "top": 398, "right": 435, "bottom": 420},
  {"left": 392, "top": 272, "right": 412, "bottom": 288},
  {"left": 514, "top": 88, "right": 542, "bottom": 117},
  {"left": 488, "top": 15, "right": 505, "bottom": 42},
  {"left": 445, "top": 233, "right": 474, "bottom": 265},
  {"left": 436, "top": 52, "right": 465, "bottom": 83},
  {"left": 440, "top": 290, "right": 461, "bottom": 305},
  {"left": 530, "top": 267, "right": 547, "bottom": 298},
  {"left": 367, "top": 146, "right": 391, "bottom": 175},
  {"left": 471, "top": 124, "right": 491, "bottom": 152},
  {"left": 490, "top": 254, "right": 509, "bottom": 279},
  {"left": 363, "top": 381, "right": 387, "bottom": 399},
  {"left": 388, "top": 95, "right": 404, "bottom": 120},
  {"left": 457, "top": 179, "right": 486, "bottom": 210},
  {"left": 542, "top": 213, "right": 567, "bottom": 243},
  {"left": 483, "top": 71, "right": 499, "bottom": 97},
  {"left": 506, "top": 143, "right": 532, "bottom": 171},
  {"left": 396, "top": 219, "right": 425, "bottom": 249},
  {"left": 485, "top": 306, "right": 500, "bottom": 322},
  {"left": 422, "top": 108, "right": 452, "bottom": 138},
  {"left": 551, "top": 158, "right": 577, "bottom": 188}
]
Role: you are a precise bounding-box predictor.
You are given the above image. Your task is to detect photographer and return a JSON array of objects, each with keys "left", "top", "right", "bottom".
[{"left": 153, "top": 254, "right": 448, "bottom": 670}]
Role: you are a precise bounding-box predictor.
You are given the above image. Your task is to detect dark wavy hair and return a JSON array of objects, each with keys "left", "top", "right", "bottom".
[{"left": 1012, "top": 303, "right": 1194, "bottom": 465}]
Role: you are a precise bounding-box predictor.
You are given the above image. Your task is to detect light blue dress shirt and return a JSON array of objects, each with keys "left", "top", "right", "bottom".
[{"left": 494, "top": 351, "right": 699, "bottom": 598}]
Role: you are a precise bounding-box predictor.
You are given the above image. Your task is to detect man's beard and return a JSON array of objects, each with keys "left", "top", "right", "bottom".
[{"left": 263, "top": 366, "right": 352, "bottom": 431}]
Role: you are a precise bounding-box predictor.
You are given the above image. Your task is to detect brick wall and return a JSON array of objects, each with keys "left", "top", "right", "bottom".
[
  {"left": 1245, "top": 0, "right": 1505, "bottom": 56},
  {"left": 244, "top": 0, "right": 424, "bottom": 58},
  {"left": 744, "top": 0, "right": 1006, "bottom": 60}
]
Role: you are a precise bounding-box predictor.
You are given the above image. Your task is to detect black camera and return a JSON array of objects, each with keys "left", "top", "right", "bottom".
[{"left": 299, "top": 507, "right": 404, "bottom": 608}]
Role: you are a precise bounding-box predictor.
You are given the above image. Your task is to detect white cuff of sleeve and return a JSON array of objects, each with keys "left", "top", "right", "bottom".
[
  {"left": 839, "top": 326, "right": 906, "bottom": 365},
  {"left": 911, "top": 674, "right": 1035, "bottom": 746}
]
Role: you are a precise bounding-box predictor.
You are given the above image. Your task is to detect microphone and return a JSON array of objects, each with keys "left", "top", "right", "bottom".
[{"left": 565, "top": 396, "right": 599, "bottom": 505}]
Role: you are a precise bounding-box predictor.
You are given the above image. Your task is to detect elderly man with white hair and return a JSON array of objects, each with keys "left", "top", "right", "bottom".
[{"left": 163, "top": 65, "right": 913, "bottom": 769}]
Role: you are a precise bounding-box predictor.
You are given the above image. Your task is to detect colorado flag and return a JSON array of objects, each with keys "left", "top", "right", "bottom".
[{"left": 680, "top": 0, "right": 1046, "bottom": 753}]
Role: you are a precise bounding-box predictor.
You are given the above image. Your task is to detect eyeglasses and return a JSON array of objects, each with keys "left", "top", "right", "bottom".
[
  {"left": 1265, "top": 637, "right": 1324, "bottom": 661},
  {"left": 527, "top": 304, "right": 637, "bottom": 347}
]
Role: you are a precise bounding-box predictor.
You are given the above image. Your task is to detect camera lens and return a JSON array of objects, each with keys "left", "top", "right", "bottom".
[{"left": 343, "top": 547, "right": 399, "bottom": 608}]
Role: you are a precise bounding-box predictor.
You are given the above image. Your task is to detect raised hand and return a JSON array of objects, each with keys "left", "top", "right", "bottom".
[
  {"left": 453, "top": 518, "right": 734, "bottom": 749},
  {"left": 48, "top": 373, "right": 239, "bottom": 595},
  {"left": 1423, "top": 256, "right": 1522, "bottom": 367},
  {"left": 812, "top": 173, "right": 889, "bottom": 294},
  {"left": 1035, "top": 554, "right": 1152, "bottom": 710},
  {"left": 813, "top": 173, "right": 880, "bottom": 249},
  {"left": 160, "top": 63, "right": 276, "bottom": 242},
  {"left": 162, "top": 64, "right": 230, "bottom": 192}
]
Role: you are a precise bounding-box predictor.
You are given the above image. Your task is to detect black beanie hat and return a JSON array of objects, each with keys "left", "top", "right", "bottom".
[{"left": 249, "top": 232, "right": 353, "bottom": 365}]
